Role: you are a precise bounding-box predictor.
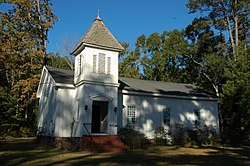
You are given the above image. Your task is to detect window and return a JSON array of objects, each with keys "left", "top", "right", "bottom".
[
  {"left": 107, "top": 57, "right": 111, "bottom": 74},
  {"left": 76, "top": 99, "right": 80, "bottom": 121},
  {"left": 194, "top": 109, "right": 200, "bottom": 120},
  {"left": 76, "top": 55, "right": 81, "bottom": 76},
  {"left": 163, "top": 108, "right": 170, "bottom": 126},
  {"left": 93, "top": 55, "right": 97, "bottom": 73},
  {"left": 127, "top": 106, "right": 136, "bottom": 124},
  {"left": 194, "top": 109, "right": 201, "bottom": 126},
  {"left": 98, "top": 53, "right": 105, "bottom": 74}
]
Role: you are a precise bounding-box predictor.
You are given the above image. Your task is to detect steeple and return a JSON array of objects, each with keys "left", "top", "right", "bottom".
[
  {"left": 96, "top": 9, "right": 101, "bottom": 20},
  {"left": 71, "top": 15, "right": 123, "bottom": 55}
]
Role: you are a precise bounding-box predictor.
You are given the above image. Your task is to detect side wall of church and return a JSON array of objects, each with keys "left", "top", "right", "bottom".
[{"left": 118, "top": 92, "right": 219, "bottom": 139}]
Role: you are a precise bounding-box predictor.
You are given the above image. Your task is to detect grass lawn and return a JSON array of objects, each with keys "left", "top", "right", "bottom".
[{"left": 0, "top": 137, "right": 249, "bottom": 166}]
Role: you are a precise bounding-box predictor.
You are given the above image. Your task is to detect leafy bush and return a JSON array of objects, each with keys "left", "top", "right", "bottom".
[
  {"left": 118, "top": 126, "right": 148, "bottom": 150},
  {"left": 170, "top": 123, "right": 189, "bottom": 146},
  {"left": 19, "top": 126, "right": 36, "bottom": 137},
  {"left": 154, "top": 126, "right": 169, "bottom": 145},
  {"left": 170, "top": 123, "right": 220, "bottom": 146},
  {"left": 190, "top": 124, "right": 220, "bottom": 146}
]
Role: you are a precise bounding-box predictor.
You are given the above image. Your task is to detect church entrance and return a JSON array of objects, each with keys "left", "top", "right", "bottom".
[{"left": 91, "top": 101, "right": 109, "bottom": 133}]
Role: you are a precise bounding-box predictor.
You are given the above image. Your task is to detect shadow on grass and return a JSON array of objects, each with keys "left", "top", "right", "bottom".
[{"left": 0, "top": 138, "right": 249, "bottom": 166}]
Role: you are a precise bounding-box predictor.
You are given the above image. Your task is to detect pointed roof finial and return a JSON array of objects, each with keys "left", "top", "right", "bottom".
[{"left": 96, "top": 9, "right": 101, "bottom": 20}]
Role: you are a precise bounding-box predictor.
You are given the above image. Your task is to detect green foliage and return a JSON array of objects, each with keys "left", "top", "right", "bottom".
[
  {"left": 0, "top": 0, "right": 57, "bottom": 137},
  {"left": 170, "top": 123, "right": 220, "bottom": 146},
  {"left": 119, "top": 41, "right": 141, "bottom": 78},
  {"left": 47, "top": 53, "right": 72, "bottom": 70},
  {"left": 188, "top": 125, "right": 220, "bottom": 146},
  {"left": 221, "top": 45, "right": 250, "bottom": 145},
  {"left": 118, "top": 126, "right": 148, "bottom": 150}
]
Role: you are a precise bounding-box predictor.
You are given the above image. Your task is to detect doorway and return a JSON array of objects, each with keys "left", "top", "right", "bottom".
[{"left": 91, "top": 101, "right": 109, "bottom": 133}]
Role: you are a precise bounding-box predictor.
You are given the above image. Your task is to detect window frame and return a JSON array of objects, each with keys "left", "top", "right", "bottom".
[
  {"left": 163, "top": 107, "right": 170, "bottom": 126},
  {"left": 127, "top": 106, "right": 136, "bottom": 125}
]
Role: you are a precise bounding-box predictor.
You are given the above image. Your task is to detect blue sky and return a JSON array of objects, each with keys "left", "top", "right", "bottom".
[
  {"left": 1, "top": 0, "right": 201, "bottom": 54},
  {"left": 46, "top": 0, "right": 202, "bottom": 54}
]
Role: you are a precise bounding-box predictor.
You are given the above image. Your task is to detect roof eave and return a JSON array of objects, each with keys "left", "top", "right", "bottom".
[
  {"left": 71, "top": 42, "right": 123, "bottom": 55},
  {"left": 121, "top": 89, "right": 219, "bottom": 101},
  {"left": 55, "top": 83, "right": 75, "bottom": 89},
  {"left": 36, "top": 66, "right": 48, "bottom": 98}
]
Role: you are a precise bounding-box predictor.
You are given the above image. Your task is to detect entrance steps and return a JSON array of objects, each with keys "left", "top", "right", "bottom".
[{"left": 82, "top": 135, "right": 127, "bottom": 152}]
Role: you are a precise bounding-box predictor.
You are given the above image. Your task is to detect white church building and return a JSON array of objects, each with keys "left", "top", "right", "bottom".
[{"left": 37, "top": 16, "right": 219, "bottom": 140}]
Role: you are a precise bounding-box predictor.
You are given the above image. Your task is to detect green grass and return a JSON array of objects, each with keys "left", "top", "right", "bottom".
[{"left": 0, "top": 137, "right": 249, "bottom": 166}]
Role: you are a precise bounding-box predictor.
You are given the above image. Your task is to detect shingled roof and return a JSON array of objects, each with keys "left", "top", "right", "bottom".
[
  {"left": 71, "top": 17, "right": 123, "bottom": 55},
  {"left": 47, "top": 66, "right": 74, "bottom": 85},
  {"left": 45, "top": 66, "right": 217, "bottom": 99},
  {"left": 119, "top": 77, "right": 218, "bottom": 99}
]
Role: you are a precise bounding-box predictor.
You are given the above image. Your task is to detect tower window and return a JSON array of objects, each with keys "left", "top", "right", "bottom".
[
  {"left": 93, "top": 55, "right": 97, "bottom": 73},
  {"left": 76, "top": 55, "right": 81, "bottom": 76},
  {"left": 98, "top": 53, "right": 105, "bottom": 74},
  {"left": 107, "top": 57, "right": 111, "bottom": 74}
]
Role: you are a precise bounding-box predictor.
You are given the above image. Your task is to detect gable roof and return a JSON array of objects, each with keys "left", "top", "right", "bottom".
[
  {"left": 43, "top": 66, "right": 217, "bottom": 99},
  {"left": 71, "top": 17, "right": 123, "bottom": 55},
  {"left": 46, "top": 66, "right": 74, "bottom": 85},
  {"left": 119, "top": 77, "right": 218, "bottom": 99}
]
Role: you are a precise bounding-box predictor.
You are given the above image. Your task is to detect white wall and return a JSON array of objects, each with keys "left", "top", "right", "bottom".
[
  {"left": 53, "top": 88, "right": 76, "bottom": 137},
  {"left": 119, "top": 93, "right": 219, "bottom": 139},
  {"left": 74, "top": 47, "right": 119, "bottom": 85},
  {"left": 75, "top": 83, "right": 119, "bottom": 136},
  {"left": 37, "top": 69, "right": 56, "bottom": 136}
]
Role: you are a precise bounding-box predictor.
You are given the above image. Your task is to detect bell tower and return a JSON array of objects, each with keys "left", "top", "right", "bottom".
[{"left": 71, "top": 16, "right": 123, "bottom": 86}]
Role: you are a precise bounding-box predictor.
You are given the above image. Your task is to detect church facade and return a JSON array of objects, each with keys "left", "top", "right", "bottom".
[{"left": 37, "top": 17, "right": 220, "bottom": 139}]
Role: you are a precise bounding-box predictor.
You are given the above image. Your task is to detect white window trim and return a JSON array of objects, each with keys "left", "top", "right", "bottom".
[{"left": 127, "top": 106, "right": 136, "bottom": 125}]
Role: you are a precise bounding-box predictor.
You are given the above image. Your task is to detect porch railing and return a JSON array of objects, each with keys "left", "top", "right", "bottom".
[{"left": 83, "top": 123, "right": 96, "bottom": 152}]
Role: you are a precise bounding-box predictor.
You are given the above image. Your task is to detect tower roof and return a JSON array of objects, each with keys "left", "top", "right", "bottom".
[{"left": 71, "top": 16, "right": 123, "bottom": 55}]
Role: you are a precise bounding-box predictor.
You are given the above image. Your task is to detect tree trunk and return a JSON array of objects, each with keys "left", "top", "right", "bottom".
[{"left": 233, "top": 0, "right": 239, "bottom": 58}]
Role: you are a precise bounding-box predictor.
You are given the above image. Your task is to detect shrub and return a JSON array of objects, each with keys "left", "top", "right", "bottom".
[
  {"left": 170, "top": 123, "right": 189, "bottom": 146},
  {"left": 191, "top": 124, "right": 220, "bottom": 146},
  {"left": 154, "top": 126, "right": 169, "bottom": 145},
  {"left": 19, "top": 127, "right": 36, "bottom": 137},
  {"left": 118, "top": 126, "right": 148, "bottom": 150}
]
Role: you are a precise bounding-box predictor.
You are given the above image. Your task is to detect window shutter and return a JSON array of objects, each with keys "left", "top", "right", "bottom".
[
  {"left": 93, "top": 55, "right": 97, "bottom": 73},
  {"left": 76, "top": 55, "right": 81, "bottom": 76},
  {"left": 98, "top": 53, "right": 105, "bottom": 74},
  {"left": 107, "top": 57, "right": 111, "bottom": 74}
]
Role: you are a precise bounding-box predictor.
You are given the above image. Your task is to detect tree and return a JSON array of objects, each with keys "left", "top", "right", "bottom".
[
  {"left": 221, "top": 44, "right": 250, "bottom": 145},
  {"left": 0, "top": 0, "right": 57, "bottom": 136},
  {"left": 56, "top": 36, "right": 78, "bottom": 70},
  {"left": 119, "top": 41, "right": 141, "bottom": 78},
  {"left": 186, "top": 0, "right": 250, "bottom": 61},
  {"left": 186, "top": 0, "right": 250, "bottom": 144},
  {"left": 185, "top": 17, "right": 228, "bottom": 96},
  {"left": 137, "top": 30, "right": 190, "bottom": 82}
]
